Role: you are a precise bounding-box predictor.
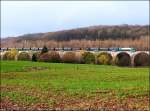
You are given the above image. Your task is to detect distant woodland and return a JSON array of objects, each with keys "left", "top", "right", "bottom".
[{"left": 1, "top": 25, "right": 149, "bottom": 51}]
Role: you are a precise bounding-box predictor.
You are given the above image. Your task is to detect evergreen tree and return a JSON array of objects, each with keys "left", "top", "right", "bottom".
[
  {"left": 32, "top": 53, "right": 37, "bottom": 62},
  {"left": 41, "top": 45, "right": 48, "bottom": 54}
]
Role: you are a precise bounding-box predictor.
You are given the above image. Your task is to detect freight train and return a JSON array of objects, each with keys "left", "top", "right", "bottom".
[{"left": 0, "top": 47, "right": 136, "bottom": 52}]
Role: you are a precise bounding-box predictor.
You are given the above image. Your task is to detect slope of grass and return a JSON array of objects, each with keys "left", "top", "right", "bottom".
[{"left": 0, "top": 60, "right": 149, "bottom": 110}]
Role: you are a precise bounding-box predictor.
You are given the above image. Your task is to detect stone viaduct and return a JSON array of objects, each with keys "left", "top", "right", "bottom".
[{"left": 1, "top": 50, "right": 149, "bottom": 66}]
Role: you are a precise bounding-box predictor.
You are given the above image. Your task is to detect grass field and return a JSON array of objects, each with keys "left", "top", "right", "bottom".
[{"left": 0, "top": 61, "right": 149, "bottom": 110}]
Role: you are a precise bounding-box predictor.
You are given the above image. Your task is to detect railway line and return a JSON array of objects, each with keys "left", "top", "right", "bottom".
[{"left": 0, "top": 47, "right": 136, "bottom": 52}]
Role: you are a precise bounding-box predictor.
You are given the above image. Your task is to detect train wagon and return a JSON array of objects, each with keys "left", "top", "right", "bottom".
[{"left": 0, "top": 47, "right": 136, "bottom": 52}]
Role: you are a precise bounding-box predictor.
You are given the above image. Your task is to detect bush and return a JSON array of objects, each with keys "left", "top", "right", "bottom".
[
  {"left": 3, "top": 52, "right": 9, "bottom": 60},
  {"left": 49, "top": 51, "right": 61, "bottom": 63},
  {"left": 62, "top": 52, "right": 76, "bottom": 63},
  {"left": 18, "top": 52, "right": 30, "bottom": 61},
  {"left": 115, "top": 52, "right": 131, "bottom": 66},
  {"left": 75, "top": 52, "right": 83, "bottom": 63},
  {"left": 10, "top": 49, "right": 18, "bottom": 60},
  {"left": 2, "top": 49, "right": 18, "bottom": 60},
  {"left": 32, "top": 52, "right": 41, "bottom": 62},
  {"left": 0, "top": 54, "right": 2, "bottom": 60},
  {"left": 134, "top": 52, "right": 149, "bottom": 66},
  {"left": 82, "top": 52, "right": 95, "bottom": 64},
  {"left": 3, "top": 51, "right": 12, "bottom": 60},
  {"left": 41, "top": 45, "right": 48, "bottom": 54},
  {"left": 97, "top": 52, "right": 112, "bottom": 65},
  {"left": 38, "top": 52, "right": 51, "bottom": 62}
]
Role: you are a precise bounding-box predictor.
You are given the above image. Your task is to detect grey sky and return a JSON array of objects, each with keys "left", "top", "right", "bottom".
[{"left": 1, "top": 1, "right": 149, "bottom": 38}]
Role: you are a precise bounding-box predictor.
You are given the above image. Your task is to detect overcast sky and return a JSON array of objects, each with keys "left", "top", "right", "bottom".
[{"left": 1, "top": 1, "right": 149, "bottom": 38}]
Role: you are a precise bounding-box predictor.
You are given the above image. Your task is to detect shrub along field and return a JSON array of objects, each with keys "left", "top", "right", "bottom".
[
  {"left": 1, "top": 47, "right": 150, "bottom": 66},
  {"left": 0, "top": 61, "right": 149, "bottom": 110}
]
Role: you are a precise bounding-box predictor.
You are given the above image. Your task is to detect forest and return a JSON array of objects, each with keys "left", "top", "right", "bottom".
[{"left": 1, "top": 25, "right": 149, "bottom": 51}]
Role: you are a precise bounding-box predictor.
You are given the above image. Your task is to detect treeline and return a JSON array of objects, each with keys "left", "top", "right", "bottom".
[
  {"left": 15, "top": 25, "right": 148, "bottom": 41},
  {"left": 2, "top": 36, "right": 149, "bottom": 51}
]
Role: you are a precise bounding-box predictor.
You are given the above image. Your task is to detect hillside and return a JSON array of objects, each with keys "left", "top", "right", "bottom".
[{"left": 1, "top": 25, "right": 149, "bottom": 50}]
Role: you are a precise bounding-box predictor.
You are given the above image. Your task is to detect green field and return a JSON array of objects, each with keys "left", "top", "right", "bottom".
[{"left": 0, "top": 61, "right": 149, "bottom": 110}]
